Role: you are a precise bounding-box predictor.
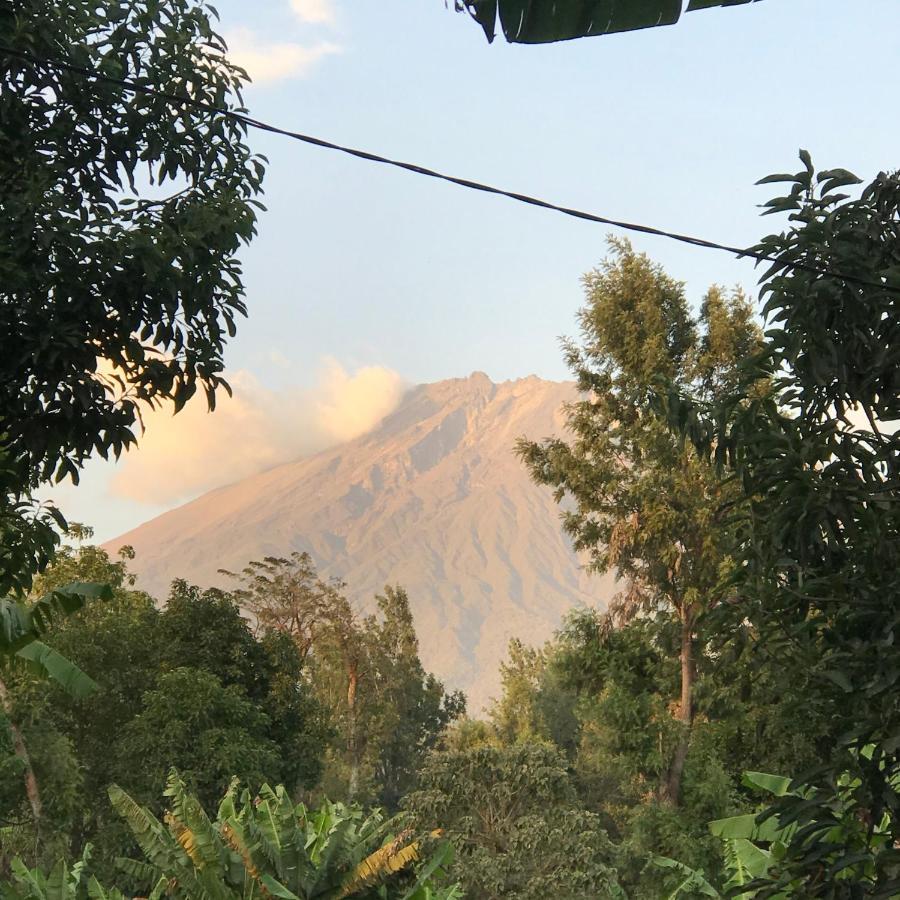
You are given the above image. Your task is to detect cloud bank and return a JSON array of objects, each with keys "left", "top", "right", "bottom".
[
  {"left": 225, "top": 28, "right": 340, "bottom": 84},
  {"left": 110, "top": 360, "right": 406, "bottom": 506},
  {"left": 291, "top": 0, "right": 336, "bottom": 25}
]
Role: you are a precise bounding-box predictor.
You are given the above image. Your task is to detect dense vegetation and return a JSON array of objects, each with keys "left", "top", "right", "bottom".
[
  {"left": 3, "top": 1, "right": 898, "bottom": 897},
  {"left": 4, "top": 157, "right": 898, "bottom": 895}
]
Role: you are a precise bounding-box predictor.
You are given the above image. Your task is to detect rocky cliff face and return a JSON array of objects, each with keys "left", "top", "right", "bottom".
[{"left": 105, "top": 373, "right": 616, "bottom": 708}]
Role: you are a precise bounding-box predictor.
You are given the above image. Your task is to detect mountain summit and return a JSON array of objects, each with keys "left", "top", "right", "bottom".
[{"left": 105, "top": 373, "right": 616, "bottom": 708}]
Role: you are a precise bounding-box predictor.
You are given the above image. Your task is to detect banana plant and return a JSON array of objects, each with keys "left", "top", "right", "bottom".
[
  {"left": 1, "top": 582, "right": 110, "bottom": 695},
  {"left": 651, "top": 763, "right": 897, "bottom": 897},
  {"left": 105, "top": 770, "right": 460, "bottom": 899},
  {"left": 0, "top": 845, "right": 126, "bottom": 900},
  {"left": 456, "top": 0, "right": 768, "bottom": 44},
  {"left": 651, "top": 771, "right": 798, "bottom": 897}
]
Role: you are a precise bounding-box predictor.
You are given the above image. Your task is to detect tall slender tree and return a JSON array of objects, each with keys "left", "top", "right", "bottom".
[{"left": 517, "top": 238, "right": 759, "bottom": 803}]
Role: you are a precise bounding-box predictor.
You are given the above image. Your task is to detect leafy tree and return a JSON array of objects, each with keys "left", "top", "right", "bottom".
[
  {"left": 222, "top": 552, "right": 343, "bottom": 660},
  {"left": 227, "top": 556, "right": 463, "bottom": 807},
  {"left": 0, "top": 0, "right": 265, "bottom": 592},
  {"left": 314, "top": 587, "right": 464, "bottom": 808},
  {"left": 661, "top": 158, "right": 900, "bottom": 894},
  {"left": 518, "top": 240, "right": 760, "bottom": 803},
  {"left": 0, "top": 686, "right": 83, "bottom": 873},
  {"left": 405, "top": 742, "right": 624, "bottom": 899},
  {"left": 365, "top": 587, "right": 465, "bottom": 810},
  {"left": 0, "top": 578, "right": 109, "bottom": 855},
  {"left": 114, "top": 668, "right": 281, "bottom": 813},
  {"left": 456, "top": 0, "right": 768, "bottom": 44},
  {"left": 157, "top": 581, "right": 278, "bottom": 702},
  {"left": 1, "top": 539, "right": 326, "bottom": 875},
  {"left": 488, "top": 638, "right": 578, "bottom": 754},
  {"left": 499, "top": 611, "right": 735, "bottom": 895}
]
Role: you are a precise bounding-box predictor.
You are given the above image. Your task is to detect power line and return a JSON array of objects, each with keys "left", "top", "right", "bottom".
[{"left": 0, "top": 44, "right": 891, "bottom": 293}]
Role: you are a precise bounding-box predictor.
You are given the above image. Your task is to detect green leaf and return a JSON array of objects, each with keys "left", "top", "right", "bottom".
[
  {"left": 741, "top": 770, "right": 796, "bottom": 797},
  {"left": 14, "top": 640, "right": 99, "bottom": 698},
  {"left": 649, "top": 855, "right": 721, "bottom": 897},
  {"left": 459, "top": 0, "right": 765, "bottom": 43}
]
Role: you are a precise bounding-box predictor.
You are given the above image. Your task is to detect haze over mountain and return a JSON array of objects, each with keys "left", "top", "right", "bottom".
[{"left": 105, "top": 373, "right": 617, "bottom": 708}]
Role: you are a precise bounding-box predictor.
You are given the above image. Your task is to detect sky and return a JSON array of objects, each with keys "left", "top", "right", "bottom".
[{"left": 49, "top": 0, "right": 900, "bottom": 542}]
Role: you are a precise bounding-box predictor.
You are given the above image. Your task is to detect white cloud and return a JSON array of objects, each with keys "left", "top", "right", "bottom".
[
  {"left": 109, "top": 360, "right": 406, "bottom": 505},
  {"left": 291, "top": 0, "right": 336, "bottom": 24},
  {"left": 225, "top": 28, "right": 340, "bottom": 84}
]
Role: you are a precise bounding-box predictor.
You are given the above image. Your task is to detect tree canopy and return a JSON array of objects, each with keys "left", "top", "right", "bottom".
[
  {"left": 661, "top": 157, "right": 900, "bottom": 894},
  {"left": 0, "top": 0, "right": 264, "bottom": 594},
  {"left": 517, "top": 239, "right": 760, "bottom": 804}
]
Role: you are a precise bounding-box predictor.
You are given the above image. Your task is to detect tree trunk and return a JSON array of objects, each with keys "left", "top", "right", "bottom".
[
  {"left": 346, "top": 665, "right": 359, "bottom": 799},
  {"left": 662, "top": 617, "right": 694, "bottom": 805},
  {"left": 0, "top": 676, "right": 42, "bottom": 823}
]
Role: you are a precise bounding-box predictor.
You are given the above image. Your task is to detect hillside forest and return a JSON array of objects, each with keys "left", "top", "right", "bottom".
[{"left": 3, "top": 2, "right": 900, "bottom": 898}]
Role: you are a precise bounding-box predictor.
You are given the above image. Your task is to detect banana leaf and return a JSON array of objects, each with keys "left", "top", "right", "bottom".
[{"left": 460, "top": 0, "right": 766, "bottom": 44}]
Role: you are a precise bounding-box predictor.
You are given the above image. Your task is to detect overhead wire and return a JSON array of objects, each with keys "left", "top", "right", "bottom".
[{"left": 0, "top": 43, "right": 893, "bottom": 294}]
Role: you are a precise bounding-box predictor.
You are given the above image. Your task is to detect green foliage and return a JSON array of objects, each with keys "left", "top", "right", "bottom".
[
  {"left": 0, "top": 844, "right": 126, "bottom": 900},
  {"left": 659, "top": 157, "right": 900, "bottom": 894},
  {"left": 404, "top": 742, "right": 624, "bottom": 898},
  {"left": 651, "top": 765, "right": 889, "bottom": 897},
  {"left": 456, "top": 0, "right": 767, "bottom": 44},
  {"left": 482, "top": 609, "right": 826, "bottom": 896},
  {"left": 489, "top": 639, "right": 577, "bottom": 752},
  {"left": 107, "top": 770, "right": 457, "bottom": 899},
  {"left": 517, "top": 239, "right": 760, "bottom": 803},
  {"left": 2, "top": 773, "right": 459, "bottom": 899},
  {"left": 0, "top": 0, "right": 264, "bottom": 594},
  {"left": 312, "top": 584, "right": 465, "bottom": 808},
  {"left": 116, "top": 667, "right": 282, "bottom": 813},
  {"left": 0, "top": 540, "right": 326, "bottom": 876},
  {"left": 0, "top": 446, "right": 65, "bottom": 598},
  {"left": 230, "top": 556, "right": 464, "bottom": 809},
  {"left": 1, "top": 581, "right": 110, "bottom": 686}
]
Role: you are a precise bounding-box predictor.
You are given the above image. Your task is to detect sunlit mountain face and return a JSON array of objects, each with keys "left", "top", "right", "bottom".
[{"left": 106, "top": 373, "right": 616, "bottom": 708}]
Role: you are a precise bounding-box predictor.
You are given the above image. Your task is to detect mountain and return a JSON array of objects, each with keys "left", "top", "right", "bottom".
[{"left": 104, "top": 373, "right": 616, "bottom": 709}]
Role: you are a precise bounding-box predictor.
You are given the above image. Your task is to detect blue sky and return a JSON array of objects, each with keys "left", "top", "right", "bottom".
[{"left": 53, "top": 0, "right": 900, "bottom": 541}]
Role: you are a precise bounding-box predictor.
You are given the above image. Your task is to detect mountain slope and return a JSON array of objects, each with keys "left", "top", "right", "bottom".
[{"left": 105, "top": 373, "right": 616, "bottom": 708}]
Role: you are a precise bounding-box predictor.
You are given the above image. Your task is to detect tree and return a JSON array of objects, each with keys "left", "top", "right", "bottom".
[
  {"left": 0, "top": 577, "right": 109, "bottom": 850},
  {"left": 488, "top": 638, "right": 578, "bottom": 754},
  {"left": 114, "top": 668, "right": 282, "bottom": 813},
  {"left": 226, "top": 555, "right": 463, "bottom": 807},
  {"left": 455, "top": 0, "right": 768, "bottom": 44},
  {"left": 661, "top": 157, "right": 900, "bottom": 894},
  {"left": 517, "top": 239, "right": 760, "bottom": 803},
  {"left": 1, "top": 539, "right": 326, "bottom": 875},
  {"left": 365, "top": 587, "right": 465, "bottom": 810},
  {"left": 222, "top": 553, "right": 342, "bottom": 660},
  {"left": 314, "top": 586, "right": 464, "bottom": 807},
  {"left": 0, "top": 0, "right": 265, "bottom": 593},
  {"left": 404, "top": 742, "right": 625, "bottom": 899}
]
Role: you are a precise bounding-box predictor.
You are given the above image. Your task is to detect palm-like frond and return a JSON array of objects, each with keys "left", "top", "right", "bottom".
[
  {"left": 164, "top": 770, "right": 226, "bottom": 872},
  {"left": 1, "top": 582, "right": 110, "bottom": 652},
  {"left": 12, "top": 640, "right": 97, "bottom": 698},
  {"left": 108, "top": 783, "right": 215, "bottom": 899},
  {"left": 100, "top": 775, "right": 458, "bottom": 899},
  {"left": 459, "top": 0, "right": 766, "bottom": 44},
  {"left": 1, "top": 582, "right": 110, "bottom": 696},
  {"left": 337, "top": 832, "right": 420, "bottom": 899},
  {"left": 649, "top": 855, "right": 721, "bottom": 897}
]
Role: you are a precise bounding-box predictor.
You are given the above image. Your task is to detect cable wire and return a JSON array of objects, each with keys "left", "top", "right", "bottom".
[{"left": 0, "top": 43, "right": 893, "bottom": 293}]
